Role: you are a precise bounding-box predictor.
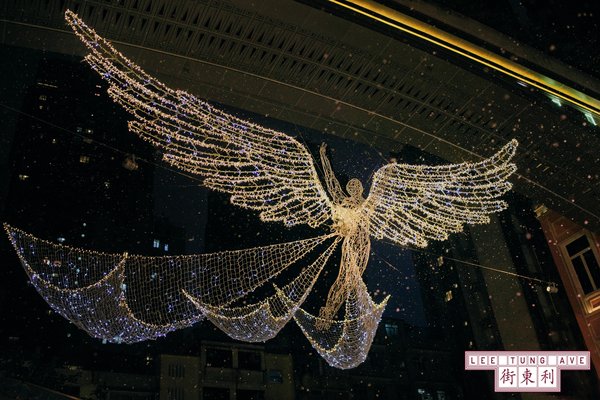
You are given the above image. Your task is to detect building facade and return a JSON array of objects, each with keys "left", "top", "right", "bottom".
[
  {"left": 160, "top": 341, "right": 295, "bottom": 400},
  {"left": 537, "top": 207, "right": 600, "bottom": 380}
]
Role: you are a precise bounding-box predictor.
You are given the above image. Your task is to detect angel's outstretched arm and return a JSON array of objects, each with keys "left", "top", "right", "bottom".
[{"left": 319, "top": 143, "right": 346, "bottom": 204}]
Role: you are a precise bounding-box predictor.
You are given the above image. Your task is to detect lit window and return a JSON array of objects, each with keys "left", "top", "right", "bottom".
[
  {"left": 38, "top": 95, "right": 47, "bottom": 101},
  {"left": 267, "top": 370, "right": 283, "bottom": 383},
  {"left": 384, "top": 322, "right": 398, "bottom": 336},
  {"left": 153, "top": 239, "right": 160, "bottom": 248},
  {"left": 164, "top": 243, "right": 169, "bottom": 252},
  {"left": 79, "top": 155, "right": 90, "bottom": 164},
  {"left": 417, "top": 388, "right": 433, "bottom": 400},
  {"left": 564, "top": 235, "right": 600, "bottom": 295},
  {"left": 18, "top": 174, "right": 29, "bottom": 181}
]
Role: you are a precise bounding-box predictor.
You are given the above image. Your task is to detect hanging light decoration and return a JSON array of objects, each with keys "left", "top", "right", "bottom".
[{"left": 4, "top": 10, "right": 518, "bottom": 370}]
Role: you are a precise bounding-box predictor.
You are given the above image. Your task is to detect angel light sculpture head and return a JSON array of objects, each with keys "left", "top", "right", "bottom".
[
  {"left": 346, "top": 178, "right": 364, "bottom": 197},
  {"left": 3, "top": 10, "right": 519, "bottom": 370}
]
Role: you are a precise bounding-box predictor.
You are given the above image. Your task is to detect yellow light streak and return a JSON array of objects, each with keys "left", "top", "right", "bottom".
[{"left": 329, "top": 0, "right": 600, "bottom": 116}]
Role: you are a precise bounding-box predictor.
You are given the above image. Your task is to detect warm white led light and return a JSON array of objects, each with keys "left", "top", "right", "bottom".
[{"left": 5, "top": 10, "right": 518, "bottom": 369}]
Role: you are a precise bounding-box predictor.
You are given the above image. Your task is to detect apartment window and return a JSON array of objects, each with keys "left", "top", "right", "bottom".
[
  {"left": 237, "top": 389, "right": 264, "bottom": 400},
  {"left": 168, "top": 363, "right": 185, "bottom": 378},
  {"left": 79, "top": 155, "right": 90, "bottom": 164},
  {"left": 203, "top": 387, "right": 229, "bottom": 400},
  {"left": 369, "top": 350, "right": 385, "bottom": 369},
  {"left": 205, "top": 348, "right": 232, "bottom": 368},
  {"left": 417, "top": 388, "right": 433, "bottom": 400},
  {"left": 238, "top": 350, "right": 261, "bottom": 370},
  {"left": 384, "top": 322, "right": 398, "bottom": 336},
  {"left": 414, "top": 357, "right": 425, "bottom": 375},
  {"left": 565, "top": 234, "right": 600, "bottom": 294},
  {"left": 167, "top": 387, "right": 184, "bottom": 400},
  {"left": 153, "top": 239, "right": 160, "bottom": 248},
  {"left": 267, "top": 369, "right": 283, "bottom": 383}
]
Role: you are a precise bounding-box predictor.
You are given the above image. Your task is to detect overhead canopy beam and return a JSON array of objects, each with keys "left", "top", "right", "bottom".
[{"left": 328, "top": 0, "right": 600, "bottom": 118}]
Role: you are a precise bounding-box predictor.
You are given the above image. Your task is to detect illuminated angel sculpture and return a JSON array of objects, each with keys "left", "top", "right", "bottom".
[{"left": 3, "top": 10, "right": 518, "bottom": 369}]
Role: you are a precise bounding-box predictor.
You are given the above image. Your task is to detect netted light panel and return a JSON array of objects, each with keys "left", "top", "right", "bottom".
[
  {"left": 294, "top": 282, "right": 389, "bottom": 369},
  {"left": 4, "top": 224, "right": 332, "bottom": 343},
  {"left": 4, "top": 224, "right": 191, "bottom": 343},
  {"left": 184, "top": 237, "right": 340, "bottom": 342}
]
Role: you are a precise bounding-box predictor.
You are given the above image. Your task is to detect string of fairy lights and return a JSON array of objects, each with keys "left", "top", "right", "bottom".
[{"left": 2, "top": 9, "right": 520, "bottom": 370}]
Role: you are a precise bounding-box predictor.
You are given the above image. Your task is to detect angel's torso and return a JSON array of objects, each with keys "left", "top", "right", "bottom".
[{"left": 331, "top": 204, "right": 367, "bottom": 238}]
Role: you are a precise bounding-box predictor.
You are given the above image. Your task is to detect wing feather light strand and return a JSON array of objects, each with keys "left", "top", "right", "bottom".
[{"left": 64, "top": 10, "right": 332, "bottom": 229}]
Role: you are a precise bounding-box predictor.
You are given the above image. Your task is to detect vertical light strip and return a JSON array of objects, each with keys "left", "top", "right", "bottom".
[{"left": 329, "top": 0, "right": 600, "bottom": 117}]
